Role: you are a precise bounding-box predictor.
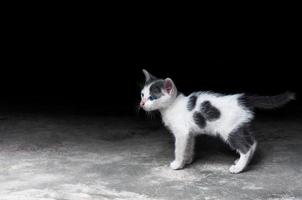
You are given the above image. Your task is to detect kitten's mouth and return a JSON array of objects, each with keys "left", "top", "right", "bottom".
[
  {"left": 140, "top": 101, "right": 145, "bottom": 107},
  {"left": 140, "top": 105, "right": 149, "bottom": 111}
]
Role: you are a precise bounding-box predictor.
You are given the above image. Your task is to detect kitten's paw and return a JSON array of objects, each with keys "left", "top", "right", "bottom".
[
  {"left": 229, "top": 165, "right": 242, "bottom": 174},
  {"left": 170, "top": 161, "right": 184, "bottom": 170}
]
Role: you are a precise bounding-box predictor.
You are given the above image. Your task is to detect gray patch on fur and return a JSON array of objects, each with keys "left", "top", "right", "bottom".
[
  {"left": 187, "top": 95, "right": 197, "bottom": 111},
  {"left": 200, "top": 101, "right": 221, "bottom": 121},
  {"left": 227, "top": 123, "right": 255, "bottom": 154},
  {"left": 149, "top": 80, "right": 164, "bottom": 99},
  {"left": 193, "top": 112, "right": 206, "bottom": 128}
]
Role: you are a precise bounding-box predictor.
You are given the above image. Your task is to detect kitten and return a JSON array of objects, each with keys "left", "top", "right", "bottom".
[{"left": 139, "top": 69, "right": 295, "bottom": 173}]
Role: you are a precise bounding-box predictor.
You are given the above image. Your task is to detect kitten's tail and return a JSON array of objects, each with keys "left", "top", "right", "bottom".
[{"left": 244, "top": 91, "right": 296, "bottom": 109}]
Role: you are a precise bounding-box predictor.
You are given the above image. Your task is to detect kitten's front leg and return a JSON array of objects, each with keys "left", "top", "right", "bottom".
[
  {"left": 185, "top": 134, "right": 195, "bottom": 165},
  {"left": 170, "top": 134, "right": 190, "bottom": 170}
]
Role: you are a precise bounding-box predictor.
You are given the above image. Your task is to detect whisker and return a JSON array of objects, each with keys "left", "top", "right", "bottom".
[
  {"left": 146, "top": 111, "right": 155, "bottom": 120},
  {"left": 136, "top": 106, "right": 141, "bottom": 116}
]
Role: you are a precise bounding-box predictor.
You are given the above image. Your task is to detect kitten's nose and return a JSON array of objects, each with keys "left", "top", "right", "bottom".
[{"left": 140, "top": 101, "right": 145, "bottom": 107}]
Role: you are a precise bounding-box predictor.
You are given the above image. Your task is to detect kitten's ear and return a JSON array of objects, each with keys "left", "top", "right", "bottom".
[
  {"left": 142, "top": 69, "right": 157, "bottom": 83},
  {"left": 164, "top": 78, "right": 175, "bottom": 94}
]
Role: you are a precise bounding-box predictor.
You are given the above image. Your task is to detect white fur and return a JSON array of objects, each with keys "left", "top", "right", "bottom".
[
  {"left": 229, "top": 142, "right": 257, "bottom": 173},
  {"left": 159, "top": 93, "right": 254, "bottom": 172},
  {"left": 141, "top": 71, "right": 256, "bottom": 174}
]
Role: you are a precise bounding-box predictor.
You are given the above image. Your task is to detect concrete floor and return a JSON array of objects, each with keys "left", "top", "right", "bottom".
[{"left": 0, "top": 112, "right": 301, "bottom": 200}]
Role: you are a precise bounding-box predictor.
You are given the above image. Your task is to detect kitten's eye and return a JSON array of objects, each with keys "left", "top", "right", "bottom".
[
  {"left": 141, "top": 93, "right": 144, "bottom": 97},
  {"left": 148, "top": 96, "right": 155, "bottom": 101}
]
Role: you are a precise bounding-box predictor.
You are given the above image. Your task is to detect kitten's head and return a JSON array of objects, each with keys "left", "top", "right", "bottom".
[{"left": 140, "top": 69, "right": 178, "bottom": 111}]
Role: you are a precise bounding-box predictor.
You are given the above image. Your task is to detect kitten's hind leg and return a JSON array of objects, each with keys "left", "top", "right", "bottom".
[
  {"left": 227, "top": 124, "right": 257, "bottom": 173},
  {"left": 229, "top": 142, "right": 257, "bottom": 174}
]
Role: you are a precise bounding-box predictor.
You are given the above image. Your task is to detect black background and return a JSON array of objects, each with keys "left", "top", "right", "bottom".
[{"left": 1, "top": 15, "right": 301, "bottom": 116}]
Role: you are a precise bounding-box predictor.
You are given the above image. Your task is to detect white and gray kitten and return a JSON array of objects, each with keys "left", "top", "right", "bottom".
[{"left": 140, "top": 69, "right": 295, "bottom": 173}]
